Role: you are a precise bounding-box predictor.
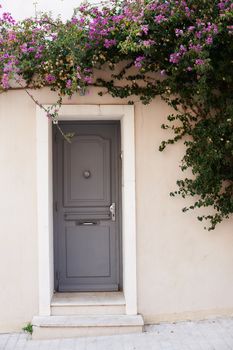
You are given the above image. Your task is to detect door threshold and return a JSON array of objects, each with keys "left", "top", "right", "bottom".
[
  {"left": 51, "top": 292, "right": 126, "bottom": 316},
  {"left": 51, "top": 291, "right": 125, "bottom": 306}
]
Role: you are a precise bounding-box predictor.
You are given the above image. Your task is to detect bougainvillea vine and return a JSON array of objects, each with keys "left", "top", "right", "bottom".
[{"left": 0, "top": 0, "right": 233, "bottom": 230}]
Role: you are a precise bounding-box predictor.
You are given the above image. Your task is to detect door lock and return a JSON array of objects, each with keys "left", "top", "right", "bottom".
[{"left": 110, "top": 203, "right": 116, "bottom": 221}]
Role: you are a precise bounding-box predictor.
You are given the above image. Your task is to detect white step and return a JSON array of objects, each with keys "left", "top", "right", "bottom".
[
  {"left": 51, "top": 292, "right": 126, "bottom": 316},
  {"left": 32, "top": 314, "right": 144, "bottom": 340}
]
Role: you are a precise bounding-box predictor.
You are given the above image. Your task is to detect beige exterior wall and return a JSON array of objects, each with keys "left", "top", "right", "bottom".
[
  {"left": 135, "top": 102, "right": 233, "bottom": 323},
  {"left": 0, "top": 88, "right": 233, "bottom": 332},
  {"left": 0, "top": 92, "right": 38, "bottom": 332}
]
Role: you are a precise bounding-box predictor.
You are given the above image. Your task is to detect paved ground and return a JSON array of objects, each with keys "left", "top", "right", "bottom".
[{"left": 1, "top": 317, "right": 233, "bottom": 350}]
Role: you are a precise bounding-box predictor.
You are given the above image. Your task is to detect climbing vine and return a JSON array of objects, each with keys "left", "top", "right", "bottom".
[{"left": 0, "top": 0, "right": 233, "bottom": 229}]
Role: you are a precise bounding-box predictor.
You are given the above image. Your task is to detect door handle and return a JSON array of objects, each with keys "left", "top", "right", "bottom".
[{"left": 110, "top": 203, "right": 116, "bottom": 221}]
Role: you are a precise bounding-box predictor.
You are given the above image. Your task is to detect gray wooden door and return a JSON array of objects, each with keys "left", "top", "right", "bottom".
[{"left": 53, "top": 121, "right": 121, "bottom": 292}]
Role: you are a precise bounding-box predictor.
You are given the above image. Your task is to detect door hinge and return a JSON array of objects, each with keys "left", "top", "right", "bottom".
[
  {"left": 55, "top": 271, "right": 60, "bottom": 291},
  {"left": 54, "top": 201, "right": 58, "bottom": 212},
  {"left": 120, "top": 151, "right": 123, "bottom": 160},
  {"left": 56, "top": 271, "right": 61, "bottom": 281}
]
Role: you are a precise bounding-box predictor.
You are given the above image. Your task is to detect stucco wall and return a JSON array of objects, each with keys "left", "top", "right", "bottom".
[
  {"left": 135, "top": 102, "right": 233, "bottom": 323},
  {"left": 0, "top": 92, "right": 38, "bottom": 332},
  {"left": 0, "top": 88, "right": 233, "bottom": 331}
]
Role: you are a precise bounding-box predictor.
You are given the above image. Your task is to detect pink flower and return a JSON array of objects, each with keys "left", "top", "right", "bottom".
[
  {"left": 71, "top": 18, "right": 78, "bottom": 25},
  {"left": 8, "top": 31, "right": 16, "bottom": 41},
  {"left": 104, "top": 39, "right": 116, "bottom": 48},
  {"left": 134, "top": 56, "right": 144, "bottom": 68},
  {"left": 175, "top": 29, "right": 184, "bottom": 37},
  {"left": 66, "top": 79, "right": 72, "bottom": 88},
  {"left": 2, "top": 12, "right": 16, "bottom": 25},
  {"left": 20, "top": 44, "right": 28, "bottom": 53},
  {"left": 143, "top": 39, "right": 155, "bottom": 47},
  {"left": 195, "top": 59, "right": 205, "bottom": 65},
  {"left": 169, "top": 53, "right": 181, "bottom": 64},
  {"left": 84, "top": 76, "right": 93, "bottom": 84},
  {"left": 141, "top": 25, "right": 149, "bottom": 35},
  {"left": 76, "top": 67, "right": 81, "bottom": 79},
  {"left": 1, "top": 73, "right": 10, "bottom": 89},
  {"left": 45, "top": 74, "right": 56, "bottom": 84},
  {"left": 154, "top": 14, "right": 167, "bottom": 24},
  {"left": 206, "top": 36, "right": 213, "bottom": 45},
  {"left": 179, "top": 45, "right": 187, "bottom": 54},
  {"left": 189, "top": 44, "right": 202, "bottom": 52},
  {"left": 188, "top": 26, "right": 195, "bottom": 32}
]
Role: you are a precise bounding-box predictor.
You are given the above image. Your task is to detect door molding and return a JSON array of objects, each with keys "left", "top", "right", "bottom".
[{"left": 36, "top": 105, "right": 137, "bottom": 315}]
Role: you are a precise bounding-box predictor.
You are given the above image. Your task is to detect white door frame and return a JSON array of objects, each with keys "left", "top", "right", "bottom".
[{"left": 36, "top": 105, "right": 137, "bottom": 315}]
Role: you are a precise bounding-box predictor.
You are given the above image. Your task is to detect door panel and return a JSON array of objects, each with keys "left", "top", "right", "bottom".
[
  {"left": 64, "top": 136, "right": 111, "bottom": 206},
  {"left": 65, "top": 225, "right": 111, "bottom": 278},
  {"left": 53, "top": 121, "right": 121, "bottom": 292}
]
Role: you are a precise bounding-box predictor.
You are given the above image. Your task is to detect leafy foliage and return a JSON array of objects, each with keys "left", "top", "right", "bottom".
[
  {"left": 22, "top": 323, "right": 33, "bottom": 335},
  {"left": 0, "top": 0, "right": 233, "bottom": 229}
]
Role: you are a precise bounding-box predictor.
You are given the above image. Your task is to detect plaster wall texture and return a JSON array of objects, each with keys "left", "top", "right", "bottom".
[
  {"left": 0, "top": 88, "right": 233, "bottom": 332},
  {"left": 0, "top": 92, "right": 38, "bottom": 332}
]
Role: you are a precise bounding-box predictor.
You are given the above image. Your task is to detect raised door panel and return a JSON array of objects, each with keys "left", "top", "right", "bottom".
[
  {"left": 63, "top": 135, "right": 111, "bottom": 208},
  {"left": 65, "top": 225, "right": 111, "bottom": 278}
]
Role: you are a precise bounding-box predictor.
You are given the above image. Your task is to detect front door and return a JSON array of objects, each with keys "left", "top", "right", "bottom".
[{"left": 53, "top": 121, "right": 121, "bottom": 292}]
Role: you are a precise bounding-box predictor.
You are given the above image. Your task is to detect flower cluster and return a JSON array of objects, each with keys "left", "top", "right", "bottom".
[
  {"left": 0, "top": 0, "right": 233, "bottom": 229},
  {"left": 0, "top": 8, "right": 93, "bottom": 94}
]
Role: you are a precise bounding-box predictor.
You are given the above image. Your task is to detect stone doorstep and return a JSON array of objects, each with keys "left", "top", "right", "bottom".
[
  {"left": 51, "top": 305, "right": 126, "bottom": 316},
  {"left": 51, "top": 292, "right": 126, "bottom": 306},
  {"left": 32, "top": 315, "right": 144, "bottom": 340},
  {"left": 51, "top": 292, "right": 126, "bottom": 316},
  {"left": 33, "top": 315, "right": 144, "bottom": 327}
]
